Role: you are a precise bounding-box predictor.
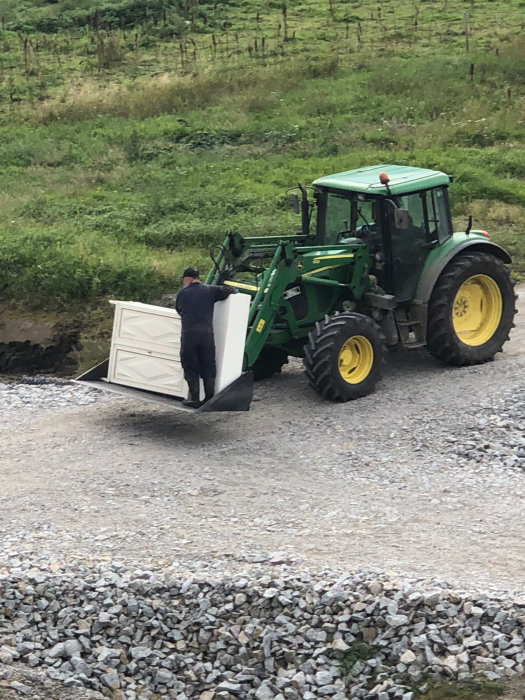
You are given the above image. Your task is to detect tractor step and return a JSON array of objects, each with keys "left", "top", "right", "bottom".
[
  {"left": 396, "top": 319, "right": 421, "bottom": 327},
  {"left": 395, "top": 318, "right": 425, "bottom": 348}
]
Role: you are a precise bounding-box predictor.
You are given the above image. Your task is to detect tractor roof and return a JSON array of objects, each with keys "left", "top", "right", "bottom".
[{"left": 313, "top": 164, "right": 450, "bottom": 196}]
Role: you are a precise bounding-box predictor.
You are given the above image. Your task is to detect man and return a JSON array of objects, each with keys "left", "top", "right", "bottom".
[{"left": 175, "top": 267, "right": 237, "bottom": 408}]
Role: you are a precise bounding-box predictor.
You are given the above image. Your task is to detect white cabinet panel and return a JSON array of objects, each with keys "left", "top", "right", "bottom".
[
  {"left": 117, "top": 308, "right": 181, "bottom": 350},
  {"left": 213, "top": 293, "right": 251, "bottom": 392}
]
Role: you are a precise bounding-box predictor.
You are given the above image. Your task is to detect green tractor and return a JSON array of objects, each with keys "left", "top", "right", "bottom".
[{"left": 206, "top": 164, "right": 516, "bottom": 402}]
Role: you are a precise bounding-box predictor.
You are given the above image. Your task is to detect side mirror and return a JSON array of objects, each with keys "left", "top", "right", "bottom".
[
  {"left": 394, "top": 208, "right": 410, "bottom": 230},
  {"left": 288, "top": 193, "right": 300, "bottom": 215}
]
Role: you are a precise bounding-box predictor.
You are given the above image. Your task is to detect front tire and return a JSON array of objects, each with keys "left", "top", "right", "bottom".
[
  {"left": 251, "top": 346, "right": 289, "bottom": 380},
  {"left": 304, "top": 312, "right": 385, "bottom": 401},
  {"left": 426, "top": 252, "right": 516, "bottom": 366}
]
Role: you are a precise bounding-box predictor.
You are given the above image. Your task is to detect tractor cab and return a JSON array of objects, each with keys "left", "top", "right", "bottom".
[{"left": 311, "top": 165, "right": 453, "bottom": 302}]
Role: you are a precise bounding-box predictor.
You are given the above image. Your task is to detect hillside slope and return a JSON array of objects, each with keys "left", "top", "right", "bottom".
[{"left": 0, "top": 0, "right": 523, "bottom": 321}]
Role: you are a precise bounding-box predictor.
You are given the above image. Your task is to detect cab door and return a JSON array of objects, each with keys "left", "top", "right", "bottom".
[{"left": 386, "top": 188, "right": 451, "bottom": 302}]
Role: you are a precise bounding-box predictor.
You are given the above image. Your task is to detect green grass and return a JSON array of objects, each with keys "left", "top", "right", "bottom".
[
  {"left": 339, "top": 644, "right": 525, "bottom": 699},
  {"left": 0, "top": 0, "right": 524, "bottom": 321},
  {"left": 422, "top": 677, "right": 522, "bottom": 699},
  {"left": 340, "top": 641, "right": 375, "bottom": 677}
]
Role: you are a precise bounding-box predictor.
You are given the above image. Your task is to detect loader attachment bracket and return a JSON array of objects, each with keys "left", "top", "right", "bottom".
[{"left": 198, "top": 371, "right": 253, "bottom": 412}]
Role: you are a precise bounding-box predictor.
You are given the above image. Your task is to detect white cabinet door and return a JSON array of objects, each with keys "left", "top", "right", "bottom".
[
  {"left": 110, "top": 348, "right": 187, "bottom": 396},
  {"left": 111, "top": 301, "right": 181, "bottom": 357}
]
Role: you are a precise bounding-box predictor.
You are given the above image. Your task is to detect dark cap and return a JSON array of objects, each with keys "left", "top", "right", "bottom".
[{"left": 182, "top": 267, "right": 199, "bottom": 279}]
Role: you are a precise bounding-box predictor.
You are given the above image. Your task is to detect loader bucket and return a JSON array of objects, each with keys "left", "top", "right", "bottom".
[{"left": 75, "top": 360, "right": 253, "bottom": 412}]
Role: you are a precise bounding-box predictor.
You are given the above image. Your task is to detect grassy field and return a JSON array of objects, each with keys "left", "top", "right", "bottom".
[{"left": 0, "top": 0, "right": 523, "bottom": 320}]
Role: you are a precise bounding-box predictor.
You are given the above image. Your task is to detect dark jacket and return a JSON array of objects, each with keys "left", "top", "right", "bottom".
[{"left": 175, "top": 282, "right": 235, "bottom": 333}]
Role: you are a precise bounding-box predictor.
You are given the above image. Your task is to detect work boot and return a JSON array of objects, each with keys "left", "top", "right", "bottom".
[
  {"left": 202, "top": 377, "right": 215, "bottom": 404},
  {"left": 182, "top": 378, "right": 201, "bottom": 408}
]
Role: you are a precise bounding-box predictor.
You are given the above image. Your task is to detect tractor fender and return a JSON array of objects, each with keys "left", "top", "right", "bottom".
[
  {"left": 408, "top": 239, "right": 512, "bottom": 344},
  {"left": 414, "top": 239, "right": 511, "bottom": 306}
]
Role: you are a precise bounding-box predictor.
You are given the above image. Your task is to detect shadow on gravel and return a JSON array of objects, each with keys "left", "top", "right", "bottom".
[
  {"left": 381, "top": 345, "right": 508, "bottom": 375},
  {"left": 384, "top": 346, "right": 443, "bottom": 371},
  {"left": 98, "top": 409, "right": 238, "bottom": 447},
  {"left": 377, "top": 345, "right": 514, "bottom": 387}
]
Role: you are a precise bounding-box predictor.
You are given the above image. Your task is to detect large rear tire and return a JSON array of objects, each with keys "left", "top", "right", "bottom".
[
  {"left": 426, "top": 252, "right": 516, "bottom": 366},
  {"left": 251, "top": 346, "right": 289, "bottom": 380},
  {"left": 304, "top": 312, "right": 385, "bottom": 401}
]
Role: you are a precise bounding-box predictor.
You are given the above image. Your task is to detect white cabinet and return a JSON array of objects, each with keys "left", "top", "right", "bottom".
[{"left": 107, "top": 294, "right": 250, "bottom": 398}]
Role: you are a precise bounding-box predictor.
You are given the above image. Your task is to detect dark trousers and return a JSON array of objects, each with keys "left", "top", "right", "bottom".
[{"left": 180, "top": 329, "right": 216, "bottom": 382}]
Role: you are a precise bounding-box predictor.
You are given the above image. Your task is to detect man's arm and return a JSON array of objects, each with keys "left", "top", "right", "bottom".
[
  {"left": 175, "top": 289, "right": 184, "bottom": 315},
  {"left": 212, "top": 284, "right": 238, "bottom": 302}
]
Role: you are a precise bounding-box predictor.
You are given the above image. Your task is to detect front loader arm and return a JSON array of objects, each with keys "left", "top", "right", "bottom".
[
  {"left": 205, "top": 233, "right": 308, "bottom": 368},
  {"left": 205, "top": 232, "right": 309, "bottom": 286},
  {"left": 243, "top": 241, "right": 299, "bottom": 367}
]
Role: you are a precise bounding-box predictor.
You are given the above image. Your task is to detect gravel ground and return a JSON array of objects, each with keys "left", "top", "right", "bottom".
[
  {"left": 0, "top": 286, "right": 523, "bottom": 699},
  {"left": 1, "top": 295, "right": 523, "bottom": 591}
]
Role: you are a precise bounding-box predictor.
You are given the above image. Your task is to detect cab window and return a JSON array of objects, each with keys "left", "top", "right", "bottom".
[
  {"left": 320, "top": 192, "right": 377, "bottom": 245},
  {"left": 424, "top": 187, "right": 452, "bottom": 243},
  {"left": 388, "top": 187, "right": 452, "bottom": 300},
  {"left": 393, "top": 187, "right": 452, "bottom": 243},
  {"left": 324, "top": 194, "right": 351, "bottom": 244},
  {"left": 389, "top": 192, "right": 428, "bottom": 301}
]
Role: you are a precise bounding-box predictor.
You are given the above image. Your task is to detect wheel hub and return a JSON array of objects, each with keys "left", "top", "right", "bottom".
[
  {"left": 453, "top": 297, "right": 468, "bottom": 317},
  {"left": 338, "top": 335, "right": 373, "bottom": 384}
]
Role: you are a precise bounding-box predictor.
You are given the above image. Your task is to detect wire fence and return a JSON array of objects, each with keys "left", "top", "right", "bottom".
[{"left": 0, "top": 1, "right": 523, "bottom": 110}]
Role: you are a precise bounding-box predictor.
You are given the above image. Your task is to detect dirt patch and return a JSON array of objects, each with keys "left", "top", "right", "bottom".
[
  {"left": 0, "top": 312, "right": 81, "bottom": 373},
  {"left": 0, "top": 663, "right": 103, "bottom": 700}
]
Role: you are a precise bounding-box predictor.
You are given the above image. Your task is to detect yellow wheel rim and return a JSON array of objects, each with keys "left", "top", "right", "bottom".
[
  {"left": 452, "top": 274, "right": 502, "bottom": 346},
  {"left": 338, "top": 335, "right": 374, "bottom": 384}
]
